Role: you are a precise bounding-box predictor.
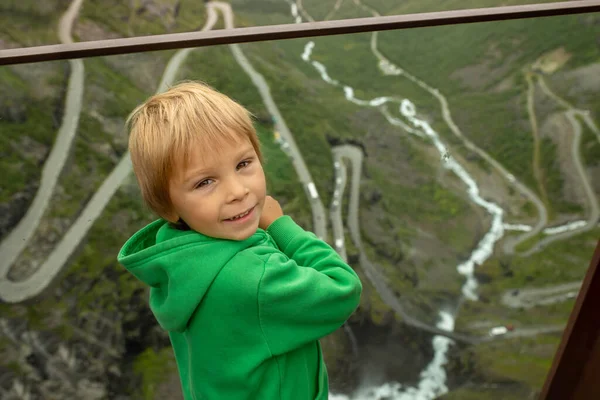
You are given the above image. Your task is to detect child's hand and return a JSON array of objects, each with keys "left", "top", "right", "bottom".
[{"left": 259, "top": 196, "right": 284, "bottom": 229}]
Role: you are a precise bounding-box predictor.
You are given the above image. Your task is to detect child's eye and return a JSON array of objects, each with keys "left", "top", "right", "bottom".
[
  {"left": 195, "top": 179, "right": 213, "bottom": 189},
  {"left": 237, "top": 160, "right": 251, "bottom": 170}
]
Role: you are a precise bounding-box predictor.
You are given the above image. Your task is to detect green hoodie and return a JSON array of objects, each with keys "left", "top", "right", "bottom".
[{"left": 118, "top": 215, "right": 362, "bottom": 400}]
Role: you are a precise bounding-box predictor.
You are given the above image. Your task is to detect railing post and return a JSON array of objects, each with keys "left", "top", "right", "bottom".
[{"left": 539, "top": 239, "right": 600, "bottom": 399}]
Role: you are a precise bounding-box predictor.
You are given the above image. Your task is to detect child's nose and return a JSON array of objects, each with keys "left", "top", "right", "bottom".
[{"left": 225, "top": 177, "right": 249, "bottom": 202}]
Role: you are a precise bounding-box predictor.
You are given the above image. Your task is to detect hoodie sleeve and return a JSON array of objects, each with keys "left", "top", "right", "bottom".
[{"left": 258, "top": 216, "right": 362, "bottom": 356}]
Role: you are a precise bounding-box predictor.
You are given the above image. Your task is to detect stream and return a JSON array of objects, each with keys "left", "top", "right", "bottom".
[{"left": 287, "top": 3, "right": 508, "bottom": 399}]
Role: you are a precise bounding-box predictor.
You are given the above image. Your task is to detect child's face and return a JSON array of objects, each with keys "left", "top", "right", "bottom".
[{"left": 167, "top": 135, "right": 266, "bottom": 241}]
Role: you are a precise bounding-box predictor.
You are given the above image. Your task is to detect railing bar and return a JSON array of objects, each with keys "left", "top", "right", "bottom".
[
  {"left": 540, "top": 240, "right": 600, "bottom": 399},
  {"left": 0, "top": 1, "right": 599, "bottom": 65}
]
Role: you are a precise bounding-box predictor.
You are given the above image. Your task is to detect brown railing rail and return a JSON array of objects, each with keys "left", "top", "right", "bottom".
[
  {"left": 540, "top": 239, "right": 600, "bottom": 400},
  {"left": 1, "top": 1, "right": 599, "bottom": 65}
]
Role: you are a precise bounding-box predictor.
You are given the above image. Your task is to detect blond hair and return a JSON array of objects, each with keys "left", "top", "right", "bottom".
[{"left": 126, "top": 81, "right": 262, "bottom": 219}]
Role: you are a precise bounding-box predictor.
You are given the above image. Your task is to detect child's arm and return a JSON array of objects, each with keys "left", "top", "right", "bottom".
[{"left": 256, "top": 214, "right": 362, "bottom": 356}]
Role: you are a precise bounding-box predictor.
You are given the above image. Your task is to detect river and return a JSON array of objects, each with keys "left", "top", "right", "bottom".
[{"left": 286, "top": 1, "right": 510, "bottom": 399}]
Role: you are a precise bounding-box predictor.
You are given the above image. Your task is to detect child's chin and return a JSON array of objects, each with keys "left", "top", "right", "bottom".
[{"left": 227, "top": 226, "right": 259, "bottom": 241}]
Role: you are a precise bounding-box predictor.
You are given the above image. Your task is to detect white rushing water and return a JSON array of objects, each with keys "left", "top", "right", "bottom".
[
  {"left": 504, "top": 220, "right": 589, "bottom": 235},
  {"left": 290, "top": 3, "right": 586, "bottom": 397},
  {"left": 543, "top": 220, "right": 587, "bottom": 235},
  {"left": 290, "top": 9, "right": 510, "bottom": 400},
  {"left": 503, "top": 223, "right": 534, "bottom": 232},
  {"left": 300, "top": 39, "right": 511, "bottom": 301},
  {"left": 282, "top": 2, "right": 579, "bottom": 399}
]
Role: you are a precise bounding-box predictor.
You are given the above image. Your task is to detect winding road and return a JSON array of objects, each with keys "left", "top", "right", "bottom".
[
  {"left": 520, "top": 108, "right": 600, "bottom": 256},
  {"left": 0, "top": 1, "right": 221, "bottom": 302},
  {"left": 1, "top": 0, "right": 593, "bottom": 355},
  {"left": 0, "top": 1, "right": 329, "bottom": 303},
  {"left": 286, "top": 7, "right": 585, "bottom": 400},
  {"left": 215, "top": 1, "right": 328, "bottom": 240},
  {"left": 514, "top": 76, "right": 600, "bottom": 256},
  {"left": 538, "top": 76, "right": 600, "bottom": 145},
  {"left": 0, "top": 0, "right": 85, "bottom": 279},
  {"left": 501, "top": 281, "right": 581, "bottom": 309},
  {"left": 350, "top": 0, "right": 549, "bottom": 257},
  {"left": 330, "top": 145, "right": 475, "bottom": 343}
]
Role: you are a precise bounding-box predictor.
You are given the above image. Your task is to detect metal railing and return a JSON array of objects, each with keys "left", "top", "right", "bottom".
[{"left": 0, "top": 1, "right": 599, "bottom": 65}]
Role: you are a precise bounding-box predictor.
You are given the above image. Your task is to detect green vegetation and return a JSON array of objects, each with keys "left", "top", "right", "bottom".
[
  {"left": 373, "top": 10, "right": 599, "bottom": 223},
  {"left": 320, "top": 0, "right": 573, "bottom": 18},
  {"left": 0, "top": 63, "right": 67, "bottom": 203},
  {"left": 454, "top": 228, "right": 599, "bottom": 394},
  {"left": 0, "top": 1, "right": 65, "bottom": 46},
  {"left": 350, "top": 254, "right": 393, "bottom": 326},
  {"left": 83, "top": 57, "right": 150, "bottom": 117},
  {"left": 578, "top": 115, "right": 600, "bottom": 168},
  {"left": 369, "top": 166, "right": 467, "bottom": 224},
  {"left": 133, "top": 347, "right": 178, "bottom": 400},
  {"left": 178, "top": 45, "right": 269, "bottom": 119},
  {"left": 80, "top": 0, "right": 207, "bottom": 38},
  {"left": 539, "top": 137, "right": 584, "bottom": 215},
  {"left": 441, "top": 388, "right": 530, "bottom": 400},
  {"left": 448, "top": 229, "right": 600, "bottom": 399},
  {"left": 257, "top": 124, "right": 312, "bottom": 225},
  {"left": 514, "top": 231, "right": 545, "bottom": 254},
  {"left": 463, "top": 227, "right": 598, "bottom": 307},
  {"left": 476, "top": 336, "right": 558, "bottom": 386},
  {"left": 377, "top": 8, "right": 599, "bottom": 88}
]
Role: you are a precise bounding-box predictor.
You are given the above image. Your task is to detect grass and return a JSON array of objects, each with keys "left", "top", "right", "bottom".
[
  {"left": 578, "top": 115, "right": 600, "bottom": 168},
  {"left": 451, "top": 227, "right": 599, "bottom": 395},
  {"left": 373, "top": 11, "right": 599, "bottom": 216},
  {"left": 9, "top": 54, "right": 152, "bottom": 254},
  {"left": 84, "top": 57, "right": 150, "bottom": 117},
  {"left": 60, "top": 184, "right": 155, "bottom": 311},
  {"left": 0, "top": 1, "right": 64, "bottom": 46},
  {"left": 44, "top": 114, "right": 118, "bottom": 219},
  {"left": 539, "top": 136, "right": 584, "bottom": 216},
  {"left": 80, "top": 0, "right": 207, "bottom": 38},
  {"left": 261, "top": 0, "right": 597, "bottom": 227},
  {"left": 0, "top": 63, "right": 67, "bottom": 202},
  {"left": 514, "top": 231, "right": 545, "bottom": 254},
  {"left": 377, "top": 10, "right": 600, "bottom": 89},
  {"left": 368, "top": 165, "right": 468, "bottom": 226},
  {"left": 484, "top": 227, "right": 597, "bottom": 294},
  {"left": 257, "top": 123, "right": 313, "bottom": 226},
  {"left": 350, "top": 0, "right": 571, "bottom": 15},
  {"left": 133, "top": 347, "right": 177, "bottom": 400},
  {"left": 473, "top": 335, "right": 559, "bottom": 387},
  {"left": 441, "top": 387, "right": 530, "bottom": 400}
]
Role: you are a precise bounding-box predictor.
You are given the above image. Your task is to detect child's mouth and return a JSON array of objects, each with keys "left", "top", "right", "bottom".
[{"left": 224, "top": 206, "right": 255, "bottom": 223}]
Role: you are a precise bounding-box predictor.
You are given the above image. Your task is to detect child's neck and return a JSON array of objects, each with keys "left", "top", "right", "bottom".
[{"left": 169, "top": 219, "right": 191, "bottom": 231}]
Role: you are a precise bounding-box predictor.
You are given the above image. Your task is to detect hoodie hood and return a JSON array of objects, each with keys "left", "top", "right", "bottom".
[{"left": 118, "top": 219, "right": 265, "bottom": 332}]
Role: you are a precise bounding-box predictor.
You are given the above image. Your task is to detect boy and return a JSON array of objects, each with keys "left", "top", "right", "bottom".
[{"left": 117, "top": 81, "right": 362, "bottom": 399}]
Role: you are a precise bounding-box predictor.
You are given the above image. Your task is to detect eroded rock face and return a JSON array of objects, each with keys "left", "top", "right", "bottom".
[
  {"left": 0, "top": 276, "right": 438, "bottom": 399},
  {"left": 321, "top": 302, "right": 439, "bottom": 397},
  {"left": 0, "top": 311, "right": 127, "bottom": 399},
  {"left": 0, "top": 271, "right": 165, "bottom": 399},
  {"left": 352, "top": 313, "right": 435, "bottom": 389}
]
